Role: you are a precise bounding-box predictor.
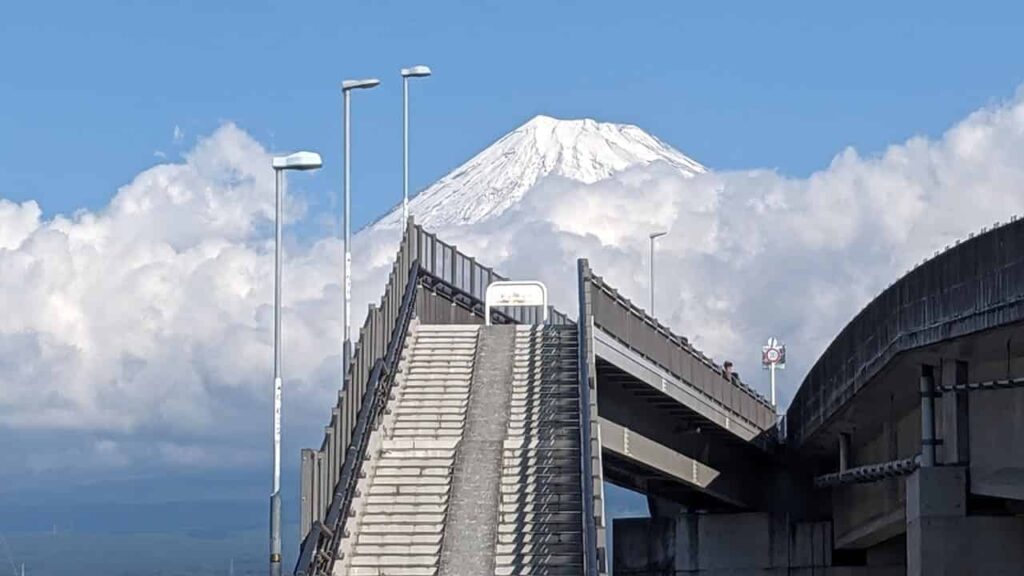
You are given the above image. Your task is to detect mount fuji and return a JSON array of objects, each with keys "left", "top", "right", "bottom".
[{"left": 370, "top": 114, "right": 706, "bottom": 230}]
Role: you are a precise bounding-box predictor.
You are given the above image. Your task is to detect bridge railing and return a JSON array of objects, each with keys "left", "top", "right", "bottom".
[
  {"left": 296, "top": 220, "right": 421, "bottom": 570},
  {"left": 297, "top": 220, "right": 573, "bottom": 574},
  {"left": 412, "top": 225, "right": 570, "bottom": 326},
  {"left": 296, "top": 256, "right": 419, "bottom": 576},
  {"left": 584, "top": 265, "right": 776, "bottom": 432},
  {"left": 577, "top": 260, "right": 608, "bottom": 574},
  {"left": 787, "top": 218, "right": 1024, "bottom": 447}
]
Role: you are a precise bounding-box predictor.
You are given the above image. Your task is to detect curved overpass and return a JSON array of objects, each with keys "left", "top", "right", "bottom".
[
  {"left": 787, "top": 216, "right": 1024, "bottom": 451},
  {"left": 782, "top": 216, "right": 1024, "bottom": 574}
]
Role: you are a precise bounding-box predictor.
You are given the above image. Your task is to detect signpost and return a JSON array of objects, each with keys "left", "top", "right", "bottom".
[
  {"left": 762, "top": 337, "right": 786, "bottom": 410},
  {"left": 484, "top": 281, "right": 548, "bottom": 326}
]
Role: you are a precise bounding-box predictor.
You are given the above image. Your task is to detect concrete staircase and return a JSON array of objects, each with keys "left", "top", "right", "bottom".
[
  {"left": 333, "top": 323, "right": 584, "bottom": 576},
  {"left": 337, "top": 324, "right": 480, "bottom": 576},
  {"left": 496, "top": 326, "right": 583, "bottom": 576}
]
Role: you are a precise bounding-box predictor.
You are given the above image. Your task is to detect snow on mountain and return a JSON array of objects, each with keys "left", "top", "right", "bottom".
[{"left": 371, "top": 114, "right": 706, "bottom": 230}]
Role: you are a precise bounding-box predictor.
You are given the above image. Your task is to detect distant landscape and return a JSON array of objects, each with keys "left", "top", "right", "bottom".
[{"left": 0, "top": 486, "right": 648, "bottom": 575}]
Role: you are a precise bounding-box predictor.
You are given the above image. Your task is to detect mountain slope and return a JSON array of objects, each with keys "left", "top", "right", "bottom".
[{"left": 371, "top": 114, "right": 706, "bottom": 229}]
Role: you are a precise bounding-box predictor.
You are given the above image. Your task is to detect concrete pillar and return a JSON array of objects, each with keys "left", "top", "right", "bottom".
[
  {"left": 906, "top": 466, "right": 966, "bottom": 576},
  {"left": 838, "top": 432, "right": 851, "bottom": 472},
  {"left": 951, "top": 360, "right": 970, "bottom": 464},
  {"left": 920, "top": 365, "right": 938, "bottom": 467}
]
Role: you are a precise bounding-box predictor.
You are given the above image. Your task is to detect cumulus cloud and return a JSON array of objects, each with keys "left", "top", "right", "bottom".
[
  {"left": 366, "top": 89, "right": 1024, "bottom": 406},
  {"left": 0, "top": 124, "right": 345, "bottom": 478},
  {"left": 3, "top": 90, "right": 1024, "bottom": 482}
]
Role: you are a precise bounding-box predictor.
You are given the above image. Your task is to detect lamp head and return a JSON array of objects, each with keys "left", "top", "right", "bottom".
[
  {"left": 401, "top": 65, "right": 432, "bottom": 78},
  {"left": 342, "top": 78, "right": 381, "bottom": 91},
  {"left": 272, "top": 151, "right": 323, "bottom": 171},
  {"left": 649, "top": 231, "right": 668, "bottom": 240}
]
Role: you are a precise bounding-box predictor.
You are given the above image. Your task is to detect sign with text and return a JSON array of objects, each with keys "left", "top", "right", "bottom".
[{"left": 485, "top": 281, "right": 548, "bottom": 325}]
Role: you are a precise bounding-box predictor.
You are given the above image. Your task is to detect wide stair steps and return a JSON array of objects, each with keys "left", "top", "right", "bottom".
[
  {"left": 336, "top": 324, "right": 480, "bottom": 576},
  {"left": 332, "top": 323, "right": 586, "bottom": 576},
  {"left": 495, "top": 326, "right": 583, "bottom": 576}
]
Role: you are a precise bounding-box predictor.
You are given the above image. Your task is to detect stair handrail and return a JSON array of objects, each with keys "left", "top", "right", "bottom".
[{"left": 295, "top": 259, "right": 421, "bottom": 576}]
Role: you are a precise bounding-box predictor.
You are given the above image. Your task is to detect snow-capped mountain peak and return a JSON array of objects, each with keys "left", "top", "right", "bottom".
[{"left": 372, "top": 114, "right": 706, "bottom": 229}]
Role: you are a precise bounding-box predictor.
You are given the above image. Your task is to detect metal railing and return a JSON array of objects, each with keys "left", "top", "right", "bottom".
[
  {"left": 584, "top": 265, "right": 776, "bottom": 432},
  {"left": 295, "top": 258, "right": 420, "bottom": 576},
  {"left": 412, "top": 225, "right": 570, "bottom": 326},
  {"left": 297, "top": 220, "right": 419, "bottom": 545},
  {"left": 296, "top": 219, "right": 573, "bottom": 575}
]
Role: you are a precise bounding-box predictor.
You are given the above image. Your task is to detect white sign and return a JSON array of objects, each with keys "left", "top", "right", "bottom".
[{"left": 484, "top": 281, "right": 548, "bottom": 325}]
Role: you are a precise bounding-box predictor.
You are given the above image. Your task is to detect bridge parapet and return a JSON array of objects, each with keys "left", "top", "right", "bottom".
[
  {"left": 787, "top": 217, "right": 1024, "bottom": 449},
  {"left": 580, "top": 261, "right": 777, "bottom": 433}
]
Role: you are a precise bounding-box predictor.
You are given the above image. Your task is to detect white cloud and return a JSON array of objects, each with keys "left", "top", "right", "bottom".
[{"left": 3, "top": 90, "right": 1024, "bottom": 481}]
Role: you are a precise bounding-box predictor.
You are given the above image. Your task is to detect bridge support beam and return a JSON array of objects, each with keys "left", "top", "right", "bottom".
[
  {"left": 941, "top": 360, "right": 971, "bottom": 465},
  {"left": 919, "top": 365, "right": 938, "bottom": 467},
  {"left": 838, "top": 432, "right": 850, "bottom": 473}
]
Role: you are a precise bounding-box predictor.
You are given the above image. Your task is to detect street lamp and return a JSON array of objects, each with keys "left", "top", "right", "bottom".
[
  {"left": 341, "top": 78, "right": 380, "bottom": 392},
  {"left": 649, "top": 231, "right": 668, "bottom": 316},
  {"left": 270, "top": 150, "right": 322, "bottom": 576},
  {"left": 401, "top": 65, "right": 431, "bottom": 224}
]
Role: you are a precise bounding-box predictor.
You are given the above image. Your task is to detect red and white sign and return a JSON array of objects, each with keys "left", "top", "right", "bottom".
[{"left": 762, "top": 338, "right": 786, "bottom": 369}]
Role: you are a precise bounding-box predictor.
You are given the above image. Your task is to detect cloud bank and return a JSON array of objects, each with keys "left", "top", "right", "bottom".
[{"left": 3, "top": 90, "right": 1024, "bottom": 482}]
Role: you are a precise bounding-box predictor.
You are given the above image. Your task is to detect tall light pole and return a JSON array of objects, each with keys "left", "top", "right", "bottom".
[
  {"left": 341, "top": 78, "right": 380, "bottom": 391},
  {"left": 270, "top": 151, "right": 323, "bottom": 576},
  {"left": 649, "top": 231, "right": 668, "bottom": 316},
  {"left": 401, "top": 65, "right": 432, "bottom": 224}
]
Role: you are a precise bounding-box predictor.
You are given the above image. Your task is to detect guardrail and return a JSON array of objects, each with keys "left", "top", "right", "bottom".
[
  {"left": 584, "top": 265, "right": 776, "bottom": 432},
  {"left": 412, "top": 225, "right": 570, "bottom": 326},
  {"left": 296, "top": 219, "right": 573, "bottom": 574},
  {"left": 577, "top": 260, "right": 607, "bottom": 574},
  {"left": 297, "top": 220, "right": 419, "bottom": 544},
  {"left": 295, "top": 256, "right": 419, "bottom": 576}
]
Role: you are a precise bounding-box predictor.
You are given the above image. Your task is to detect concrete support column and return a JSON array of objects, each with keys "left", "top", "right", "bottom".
[
  {"left": 948, "top": 360, "right": 970, "bottom": 464},
  {"left": 906, "top": 466, "right": 966, "bottom": 576},
  {"left": 920, "top": 365, "right": 938, "bottom": 467},
  {"left": 838, "top": 432, "right": 851, "bottom": 472}
]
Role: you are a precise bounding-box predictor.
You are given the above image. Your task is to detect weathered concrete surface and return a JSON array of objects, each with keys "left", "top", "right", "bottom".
[
  {"left": 438, "top": 325, "right": 515, "bottom": 576},
  {"left": 907, "top": 466, "right": 1024, "bottom": 576},
  {"left": 613, "top": 514, "right": 903, "bottom": 575}
]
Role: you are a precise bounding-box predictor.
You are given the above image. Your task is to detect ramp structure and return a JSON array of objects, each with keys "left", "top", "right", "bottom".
[
  {"left": 296, "top": 222, "right": 600, "bottom": 576},
  {"left": 296, "top": 220, "right": 776, "bottom": 576},
  {"left": 323, "top": 322, "right": 585, "bottom": 575}
]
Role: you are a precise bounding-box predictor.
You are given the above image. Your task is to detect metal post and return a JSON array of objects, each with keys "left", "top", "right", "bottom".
[
  {"left": 650, "top": 235, "right": 655, "bottom": 315},
  {"left": 270, "top": 168, "right": 284, "bottom": 576},
  {"left": 343, "top": 90, "right": 352, "bottom": 390},
  {"left": 770, "top": 362, "right": 777, "bottom": 408},
  {"left": 920, "top": 364, "right": 937, "bottom": 467},
  {"left": 648, "top": 231, "right": 666, "bottom": 316},
  {"left": 403, "top": 75, "right": 409, "bottom": 224},
  {"left": 954, "top": 360, "right": 970, "bottom": 464},
  {"left": 839, "top": 432, "right": 850, "bottom": 472}
]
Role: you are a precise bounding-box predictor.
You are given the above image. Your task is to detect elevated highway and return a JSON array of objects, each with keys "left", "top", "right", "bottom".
[{"left": 781, "top": 217, "right": 1024, "bottom": 574}]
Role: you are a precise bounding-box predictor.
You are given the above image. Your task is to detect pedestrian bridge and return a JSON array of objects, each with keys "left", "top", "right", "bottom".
[{"left": 294, "top": 221, "right": 777, "bottom": 576}]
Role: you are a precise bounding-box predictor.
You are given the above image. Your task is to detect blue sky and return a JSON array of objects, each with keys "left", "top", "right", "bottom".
[{"left": 3, "top": 0, "right": 1022, "bottom": 230}]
